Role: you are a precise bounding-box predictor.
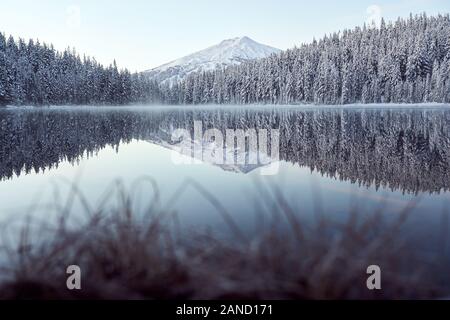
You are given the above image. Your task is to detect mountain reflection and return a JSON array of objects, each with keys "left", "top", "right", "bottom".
[{"left": 1, "top": 107, "right": 449, "bottom": 194}]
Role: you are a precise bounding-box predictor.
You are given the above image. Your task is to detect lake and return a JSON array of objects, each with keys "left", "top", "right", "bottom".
[{"left": 1, "top": 105, "right": 450, "bottom": 246}]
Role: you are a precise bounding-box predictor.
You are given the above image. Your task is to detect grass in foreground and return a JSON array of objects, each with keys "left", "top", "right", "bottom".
[{"left": 0, "top": 179, "right": 449, "bottom": 300}]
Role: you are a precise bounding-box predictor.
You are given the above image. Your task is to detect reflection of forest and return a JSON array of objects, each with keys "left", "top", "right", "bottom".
[{"left": 1, "top": 108, "right": 449, "bottom": 194}]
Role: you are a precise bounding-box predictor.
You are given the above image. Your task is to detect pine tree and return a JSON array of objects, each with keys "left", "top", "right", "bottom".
[{"left": 173, "top": 13, "right": 450, "bottom": 106}]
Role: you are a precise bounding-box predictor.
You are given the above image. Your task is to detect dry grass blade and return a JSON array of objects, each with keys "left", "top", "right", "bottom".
[{"left": 0, "top": 179, "right": 448, "bottom": 300}]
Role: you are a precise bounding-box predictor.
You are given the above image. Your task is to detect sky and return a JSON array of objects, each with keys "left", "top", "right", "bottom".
[{"left": 0, "top": 0, "right": 449, "bottom": 72}]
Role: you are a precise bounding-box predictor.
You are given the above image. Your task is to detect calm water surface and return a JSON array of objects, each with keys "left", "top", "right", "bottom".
[{"left": 1, "top": 106, "right": 449, "bottom": 243}]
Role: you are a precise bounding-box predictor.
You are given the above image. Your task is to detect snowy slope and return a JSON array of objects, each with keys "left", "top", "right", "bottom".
[{"left": 144, "top": 36, "right": 280, "bottom": 84}]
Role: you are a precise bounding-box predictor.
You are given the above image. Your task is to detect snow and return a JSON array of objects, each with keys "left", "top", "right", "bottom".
[{"left": 144, "top": 36, "right": 281, "bottom": 84}]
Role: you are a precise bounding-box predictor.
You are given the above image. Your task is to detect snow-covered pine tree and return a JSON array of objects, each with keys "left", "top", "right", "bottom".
[{"left": 173, "top": 13, "right": 450, "bottom": 105}]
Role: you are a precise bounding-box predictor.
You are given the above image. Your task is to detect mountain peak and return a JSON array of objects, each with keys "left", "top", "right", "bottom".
[
  {"left": 237, "top": 36, "right": 252, "bottom": 42},
  {"left": 144, "top": 36, "right": 280, "bottom": 84},
  {"left": 225, "top": 36, "right": 251, "bottom": 43}
]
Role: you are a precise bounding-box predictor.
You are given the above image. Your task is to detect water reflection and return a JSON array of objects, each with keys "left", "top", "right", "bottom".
[{"left": 1, "top": 107, "right": 450, "bottom": 194}]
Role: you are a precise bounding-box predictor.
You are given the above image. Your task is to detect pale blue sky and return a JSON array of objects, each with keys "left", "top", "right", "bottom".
[{"left": 0, "top": 0, "right": 449, "bottom": 72}]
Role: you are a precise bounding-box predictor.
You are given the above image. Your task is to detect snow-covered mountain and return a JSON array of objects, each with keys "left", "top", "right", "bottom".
[
  {"left": 144, "top": 36, "right": 280, "bottom": 84},
  {"left": 145, "top": 130, "right": 276, "bottom": 175}
]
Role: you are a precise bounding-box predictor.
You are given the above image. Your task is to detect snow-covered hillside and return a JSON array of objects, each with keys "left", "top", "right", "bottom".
[{"left": 144, "top": 36, "right": 280, "bottom": 84}]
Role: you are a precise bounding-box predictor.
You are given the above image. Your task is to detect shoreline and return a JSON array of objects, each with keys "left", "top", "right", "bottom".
[{"left": 3, "top": 102, "right": 450, "bottom": 111}]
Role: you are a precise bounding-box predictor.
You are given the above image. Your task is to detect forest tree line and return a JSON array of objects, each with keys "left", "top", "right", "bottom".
[
  {"left": 162, "top": 13, "right": 450, "bottom": 105},
  {"left": 1, "top": 13, "right": 450, "bottom": 106},
  {"left": 0, "top": 34, "right": 162, "bottom": 106}
]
